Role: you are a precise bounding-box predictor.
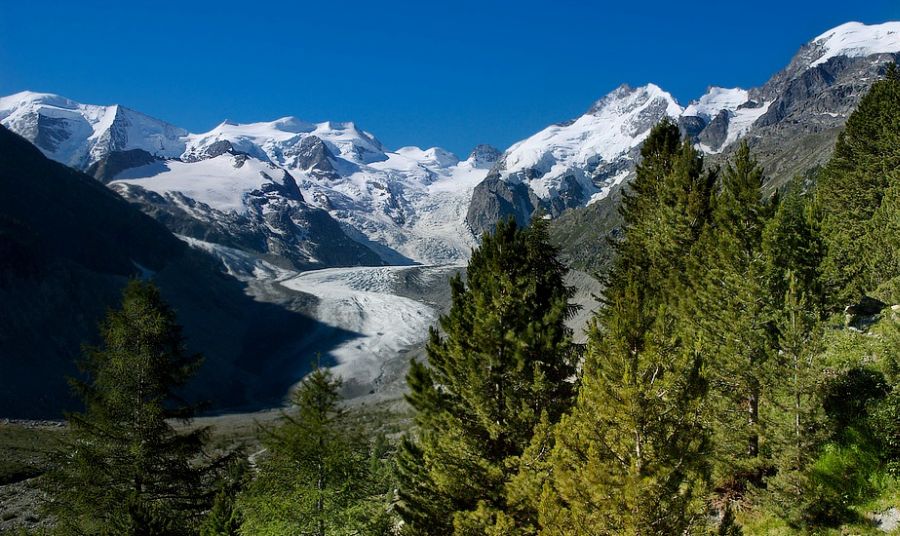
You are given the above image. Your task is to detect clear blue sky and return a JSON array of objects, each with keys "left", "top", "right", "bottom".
[{"left": 1, "top": 0, "right": 898, "bottom": 156}]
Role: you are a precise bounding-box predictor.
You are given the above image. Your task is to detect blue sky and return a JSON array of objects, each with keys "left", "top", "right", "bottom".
[{"left": 1, "top": 0, "right": 898, "bottom": 156}]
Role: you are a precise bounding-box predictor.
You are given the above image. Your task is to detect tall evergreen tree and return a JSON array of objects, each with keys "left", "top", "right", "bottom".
[
  {"left": 817, "top": 62, "right": 900, "bottom": 307},
  {"left": 537, "top": 122, "right": 714, "bottom": 535},
  {"left": 683, "top": 142, "right": 775, "bottom": 479},
  {"left": 605, "top": 118, "right": 712, "bottom": 304},
  {"left": 42, "top": 280, "right": 218, "bottom": 535},
  {"left": 396, "top": 217, "right": 579, "bottom": 535},
  {"left": 238, "top": 366, "right": 391, "bottom": 536},
  {"left": 763, "top": 272, "right": 827, "bottom": 526},
  {"left": 538, "top": 279, "right": 709, "bottom": 535},
  {"left": 762, "top": 182, "right": 823, "bottom": 304}
]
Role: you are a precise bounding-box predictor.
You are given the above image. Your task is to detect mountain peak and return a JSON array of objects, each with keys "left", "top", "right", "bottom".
[
  {"left": 466, "top": 144, "right": 501, "bottom": 167},
  {"left": 807, "top": 20, "right": 900, "bottom": 68},
  {"left": 683, "top": 87, "right": 750, "bottom": 120},
  {"left": 587, "top": 83, "right": 681, "bottom": 117},
  {"left": 0, "top": 90, "right": 83, "bottom": 117}
]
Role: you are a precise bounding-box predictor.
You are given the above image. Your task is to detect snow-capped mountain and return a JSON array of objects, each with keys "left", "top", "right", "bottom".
[
  {"left": 466, "top": 21, "right": 900, "bottom": 234},
  {"left": 2, "top": 21, "right": 898, "bottom": 267},
  {"left": 0, "top": 93, "right": 498, "bottom": 267},
  {"left": 176, "top": 116, "right": 496, "bottom": 264},
  {"left": 465, "top": 83, "right": 682, "bottom": 233},
  {"left": 0, "top": 92, "right": 187, "bottom": 169}
]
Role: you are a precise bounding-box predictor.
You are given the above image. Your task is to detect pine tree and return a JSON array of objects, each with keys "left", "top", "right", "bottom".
[
  {"left": 817, "top": 62, "right": 900, "bottom": 307},
  {"left": 536, "top": 122, "right": 714, "bottom": 535},
  {"left": 606, "top": 118, "right": 713, "bottom": 304},
  {"left": 396, "top": 217, "right": 579, "bottom": 535},
  {"left": 682, "top": 142, "right": 775, "bottom": 481},
  {"left": 762, "top": 182, "right": 823, "bottom": 304},
  {"left": 42, "top": 280, "right": 218, "bottom": 535},
  {"left": 238, "top": 366, "right": 391, "bottom": 536},
  {"left": 864, "top": 170, "right": 900, "bottom": 301},
  {"left": 538, "top": 278, "right": 709, "bottom": 535},
  {"left": 763, "top": 272, "right": 827, "bottom": 526}
]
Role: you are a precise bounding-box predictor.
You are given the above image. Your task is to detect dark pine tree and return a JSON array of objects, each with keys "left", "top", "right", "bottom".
[
  {"left": 396, "top": 217, "right": 579, "bottom": 535},
  {"left": 42, "top": 280, "right": 219, "bottom": 535}
]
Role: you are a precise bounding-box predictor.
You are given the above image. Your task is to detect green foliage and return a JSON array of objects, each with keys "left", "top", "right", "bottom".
[
  {"left": 762, "top": 273, "right": 828, "bottom": 526},
  {"left": 821, "top": 367, "right": 889, "bottom": 440},
  {"left": 682, "top": 141, "right": 777, "bottom": 484},
  {"left": 397, "top": 217, "right": 579, "bottom": 535},
  {"left": 200, "top": 459, "right": 249, "bottom": 536},
  {"left": 41, "top": 280, "right": 219, "bottom": 535},
  {"left": 607, "top": 119, "right": 716, "bottom": 305},
  {"left": 715, "top": 507, "right": 743, "bottom": 536},
  {"left": 803, "top": 429, "right": 882, "bottom": 526},
  {"left": 238, "top": 366, "right": 392, "bottom": 536},
  {"left": 817, "top": 63, "right": 900, "bottom": 307},
  {"left": 538, "top": 291, "right": 710, "bottom": 535},
  {"left": 871, "top": 389, "right": 900, "bottom": 475},
  {"left": 762, "top": 182, "right": 823, "bottom": 303}
]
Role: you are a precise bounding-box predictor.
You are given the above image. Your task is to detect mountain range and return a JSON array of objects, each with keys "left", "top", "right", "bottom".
[
  {"left": 1, "top": 20, "right": 899, "bottom": 417},
  {"left": 3, "top": 22, "right": 899, "bottom": 270}
]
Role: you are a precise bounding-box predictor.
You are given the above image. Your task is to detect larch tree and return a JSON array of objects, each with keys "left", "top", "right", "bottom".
[{"left": 238, "top": 365, "right": 392, "bottom": 536}]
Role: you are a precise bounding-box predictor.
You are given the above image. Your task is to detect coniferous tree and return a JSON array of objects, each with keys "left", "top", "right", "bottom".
[
  {"left": 538, "top": 279, "right": 709, "bottom": 535},
  {"left": 42, "top": 280, "right": 218, "bottom": 535},
  {"left": 763, "top": 272, "right": 827, "bottom": 526},
  {"left": 817, "top": 63, "right": 900, "bottom": 307},
  {"left": 200, "top": 459, "right": 248, "bottom": 536},
  {"left": 864, "top": 171, "right": 900, "bottom": 301},
  {"left": 238, "top": 366, "right": 391, "bottom": 536},
  {"left": 396, "top": 217, "right": 579, "bottom": 535},
  {"left": 537, "top": 122, "right": 714, "bottom": 535},
  {"left": 683, "top": 142, "right": 775, "bottom": 480},
  {"left": 605, "top": 118, "right": 709, "bottom": 304},
  {"left": 762, "top": 183, "right": 823, "bottom": 304}
]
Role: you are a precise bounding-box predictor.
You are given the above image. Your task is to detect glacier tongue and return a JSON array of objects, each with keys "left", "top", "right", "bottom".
[{"left": 279, "top": 265, "right": 447, "bottom": 388}]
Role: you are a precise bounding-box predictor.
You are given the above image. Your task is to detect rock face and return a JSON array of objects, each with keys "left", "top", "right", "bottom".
[{"left": 86, "top": 148, "right": 159, "bottom": 183}]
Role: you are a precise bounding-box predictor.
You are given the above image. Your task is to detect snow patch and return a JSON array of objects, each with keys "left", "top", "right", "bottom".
[{"left": 683, "top": 87, "right": 749, "bottom": 120}]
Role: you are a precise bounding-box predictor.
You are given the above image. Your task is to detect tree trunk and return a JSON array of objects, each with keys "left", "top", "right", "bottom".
[{"left": 747, "top": 387, "right": 759, "bottom": 458}]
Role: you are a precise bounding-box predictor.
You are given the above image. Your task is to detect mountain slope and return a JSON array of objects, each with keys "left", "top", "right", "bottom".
[{"left": 0, "top": 125, "right": 339, "bottom": 418}]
